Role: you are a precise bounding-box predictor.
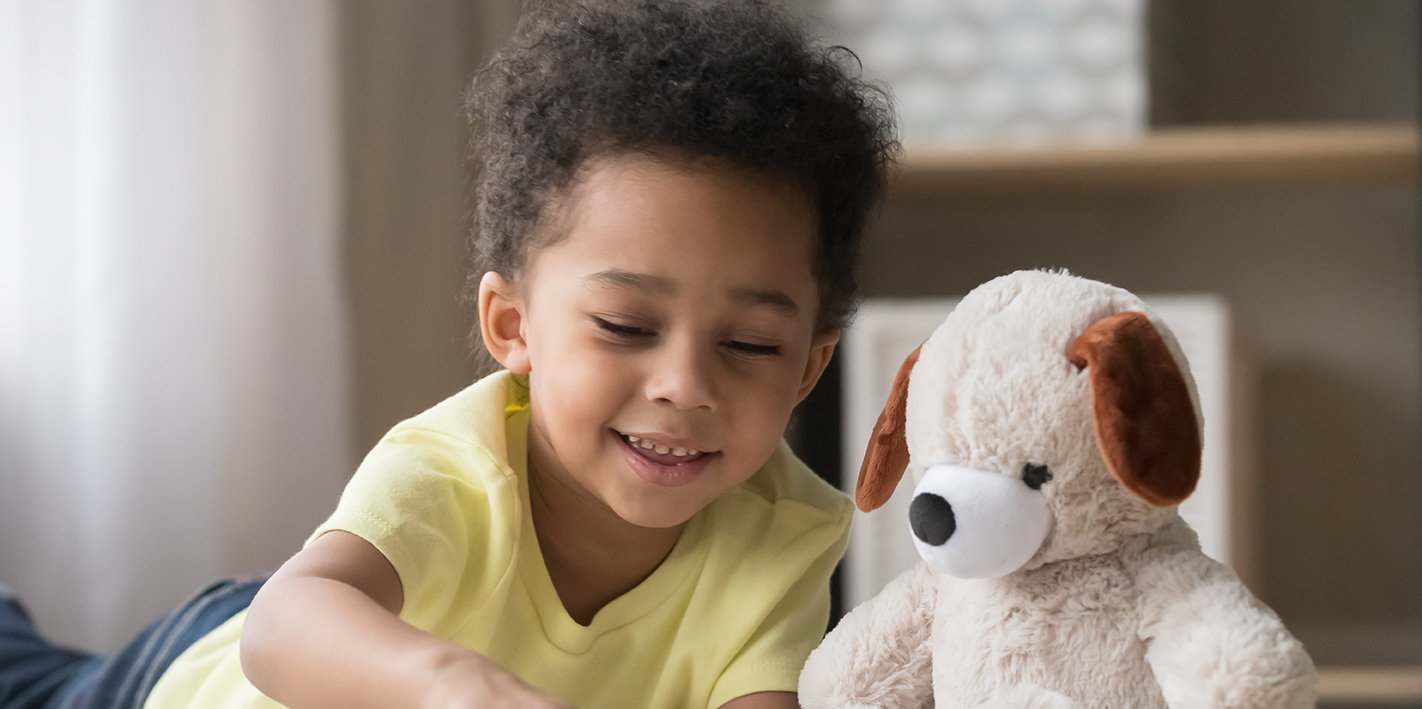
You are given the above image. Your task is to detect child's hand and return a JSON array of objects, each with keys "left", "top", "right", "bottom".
[{"left": 423, "top": 649, "right": 576, "bottom": 709}]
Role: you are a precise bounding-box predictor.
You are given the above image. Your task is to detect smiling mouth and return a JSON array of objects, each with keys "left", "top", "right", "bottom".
[{"left": 616, "top": 431, "right": 712, "bottom": 466}]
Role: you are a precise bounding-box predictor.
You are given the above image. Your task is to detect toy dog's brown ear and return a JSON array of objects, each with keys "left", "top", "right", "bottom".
[
  {"left": 1068, "top": 312, "right": 1201, "bottom": 507},
  {"left": 856, "top": 345, "right": 921, "bottom": 512}
]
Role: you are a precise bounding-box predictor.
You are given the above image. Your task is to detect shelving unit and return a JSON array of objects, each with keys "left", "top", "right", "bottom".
[
  {"left": 1316, "top": 666, "right": 1422, "bottom": 704},
  {"left": 892, "top": 123, "right": 1419, "bottom": 198}
]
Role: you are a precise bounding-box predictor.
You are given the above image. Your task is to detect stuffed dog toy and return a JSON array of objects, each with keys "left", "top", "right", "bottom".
[{"left": 799, "top": 271, "right": 1315, "bottom": 709}]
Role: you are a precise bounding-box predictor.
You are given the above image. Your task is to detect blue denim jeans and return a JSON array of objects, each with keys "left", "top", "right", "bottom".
[{"left": 0, "top": 576, "right": 266, "bottom": 709}]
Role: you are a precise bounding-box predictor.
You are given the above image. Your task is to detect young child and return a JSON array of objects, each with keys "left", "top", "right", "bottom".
[{"left": 0, "top": 1, "right": 896, "bottom": 707}]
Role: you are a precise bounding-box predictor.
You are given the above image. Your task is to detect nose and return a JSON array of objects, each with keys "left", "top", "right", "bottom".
[
  {"left": 910, "top": 492, "right": 955, "bottom": 546},
  {"left": 644, "top": 337, "right": 716, "bottom": 411}
]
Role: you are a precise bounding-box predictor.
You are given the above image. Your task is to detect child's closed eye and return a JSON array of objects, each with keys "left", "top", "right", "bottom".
[
  {"left": 594, "top": 316, "right": 780, "bottom": 356},
  {"left": 724, "top": 340, "right": 780, "bottom": 357},
  {"left": 593, "top": 316, "right": 654, "bottom": 340}
]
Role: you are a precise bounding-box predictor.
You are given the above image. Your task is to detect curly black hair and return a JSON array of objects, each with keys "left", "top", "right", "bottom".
[{"left": 466, "top": 0, "right": 898, "bottom": 332}]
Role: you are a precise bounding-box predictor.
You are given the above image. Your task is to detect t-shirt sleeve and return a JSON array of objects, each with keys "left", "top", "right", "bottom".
[
  {"left": 307, "top": 426, "right": 519, "bottom": 633},
  {"left": 706, "top": 498, "right": 852, "bottom": 709}
]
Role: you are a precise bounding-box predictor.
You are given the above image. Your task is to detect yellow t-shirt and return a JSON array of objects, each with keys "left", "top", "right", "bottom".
[{"left": 144, "top": 370, "right": 852, "bottom": 709}]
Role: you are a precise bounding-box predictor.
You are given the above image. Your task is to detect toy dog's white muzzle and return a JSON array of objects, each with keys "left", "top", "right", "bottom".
[{"left": 909, "top": 464, "right": 1053, "bottom": 579}]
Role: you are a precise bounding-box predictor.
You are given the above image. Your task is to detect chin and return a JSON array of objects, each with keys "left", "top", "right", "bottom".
[{"left": 612, "top": 495, "right": 702, "bottom": 530}]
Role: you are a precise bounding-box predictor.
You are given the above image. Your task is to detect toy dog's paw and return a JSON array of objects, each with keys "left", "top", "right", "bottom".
[{"left": 974, "top": 685, "right": 1079, "bottom": 709}]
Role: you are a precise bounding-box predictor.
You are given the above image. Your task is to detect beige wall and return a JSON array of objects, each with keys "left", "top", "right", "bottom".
[
  {"left": 340, "top": 1, "right": 519, "bottom": 455},
  {"left": 1149, "top": 0, "right": 1419, "bottom": 126}
]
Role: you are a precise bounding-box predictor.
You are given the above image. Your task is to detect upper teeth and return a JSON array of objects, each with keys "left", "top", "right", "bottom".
[{"left": 625, "top": 435, "right": 698, "bottom": 456}]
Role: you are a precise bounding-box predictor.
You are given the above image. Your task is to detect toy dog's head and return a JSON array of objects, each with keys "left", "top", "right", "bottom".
[{"left": 857, "top": 270, "right": 1204, "bottom": 578}]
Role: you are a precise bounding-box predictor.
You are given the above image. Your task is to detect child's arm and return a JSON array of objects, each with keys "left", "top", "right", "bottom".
[
  {"left": 241, "top": 530, "right": 572, "bottom": 709},
  {"left": 718, "top": 691, "right": 800, "bottom": 709}
]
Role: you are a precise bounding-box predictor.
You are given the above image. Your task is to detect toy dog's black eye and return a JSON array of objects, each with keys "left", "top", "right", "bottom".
[{"left": 1022, "top": 463, "right": 1053, "bottom": 490}]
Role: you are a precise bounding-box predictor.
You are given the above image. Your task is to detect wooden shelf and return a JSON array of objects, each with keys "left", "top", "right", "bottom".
[
  {"left": 893, "top": 123, "right": 1419, "bottom": 198},
  {"left": 1316, "top": 665, "right": 1422, "bottom": 703}
]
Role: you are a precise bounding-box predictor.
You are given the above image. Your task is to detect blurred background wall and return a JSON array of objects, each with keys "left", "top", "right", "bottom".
[
  {"left": 0, "top": 0, "right": 1418, "bottom": 683},
  {"left": 1, "top": 0, "right": 354, "bottom": 652},
  {"left": 341, "top": 0, "right": 519, "bottom": 456}
]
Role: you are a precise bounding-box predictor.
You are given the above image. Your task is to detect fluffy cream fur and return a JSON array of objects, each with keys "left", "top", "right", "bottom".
[{"left": 800, "top": 271, "right": 1315, "bottom": 708}]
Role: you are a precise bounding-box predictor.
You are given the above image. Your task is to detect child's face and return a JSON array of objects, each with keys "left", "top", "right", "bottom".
[{"left": 480, "top": 154, "right": 836, "bottom": 529}]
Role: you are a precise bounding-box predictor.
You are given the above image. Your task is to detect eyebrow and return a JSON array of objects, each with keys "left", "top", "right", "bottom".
[
  {"left": 585, "top": 269, "right": 674, "bottom": 295},
  {"left": 729, "top": 287, "right": 799, "bottom": 317},
  {"left": 585, "top": 269, "right": 800, "bottom": 317}
]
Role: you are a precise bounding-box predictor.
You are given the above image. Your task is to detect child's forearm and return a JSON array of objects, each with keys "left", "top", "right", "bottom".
[
  {"left": 242, "top": 571, "right": 461, "bottom": 709},
  {"left": 241, "top": 530, "right": 570, "bottom": 709}
]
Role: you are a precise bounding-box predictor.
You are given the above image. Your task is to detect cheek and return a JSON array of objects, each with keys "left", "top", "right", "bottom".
[
  {"left": 530, "top": 342, "right": 632, "bottom": 435},
  {"left": 725, "top": 366, "right": 802, "bottom": 449}
]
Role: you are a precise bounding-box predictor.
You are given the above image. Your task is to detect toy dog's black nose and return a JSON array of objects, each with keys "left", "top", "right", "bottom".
[{"left": 910, "top": 493, "right": 956, "bottom": 546}]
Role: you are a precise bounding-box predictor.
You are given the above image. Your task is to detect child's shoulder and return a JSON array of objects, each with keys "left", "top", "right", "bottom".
[
  {"left": 378, "top": 371, "right": 524, "bottom": 454},
  {"left": 343, "top": 371, "right": 525, "bottom": 505},
  {"left": 695, "top": 444, "right": 851, "bottom": 614},
  {"left": 721, "top": 441, "right": 854, "bottom": 531}
]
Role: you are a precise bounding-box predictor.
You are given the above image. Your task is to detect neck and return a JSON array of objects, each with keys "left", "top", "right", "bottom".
[{"left": 526, "top": 454, "right": 684, "bottom": 626}]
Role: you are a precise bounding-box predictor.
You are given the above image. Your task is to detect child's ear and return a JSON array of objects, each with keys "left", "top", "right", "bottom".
[
  {"left": 478, "top": 271, "right": 532, "bottom": 374},
  {"left": 795, "top": 329, "right": 840, "bottom": 404}
]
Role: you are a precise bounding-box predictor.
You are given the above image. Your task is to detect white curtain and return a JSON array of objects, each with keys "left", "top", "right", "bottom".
[{"left": 0, "top": 0, "right": 350, "bottom": 653}]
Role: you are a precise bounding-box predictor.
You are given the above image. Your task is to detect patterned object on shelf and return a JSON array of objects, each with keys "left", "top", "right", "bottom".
[{"left": 826, "top": 0, "right": 1146, "bottom": 147}]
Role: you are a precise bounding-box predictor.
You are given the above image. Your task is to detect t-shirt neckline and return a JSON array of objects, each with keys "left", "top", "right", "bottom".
[{"left": 504, "top": 388, "right": 711, "bottom": 654}]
